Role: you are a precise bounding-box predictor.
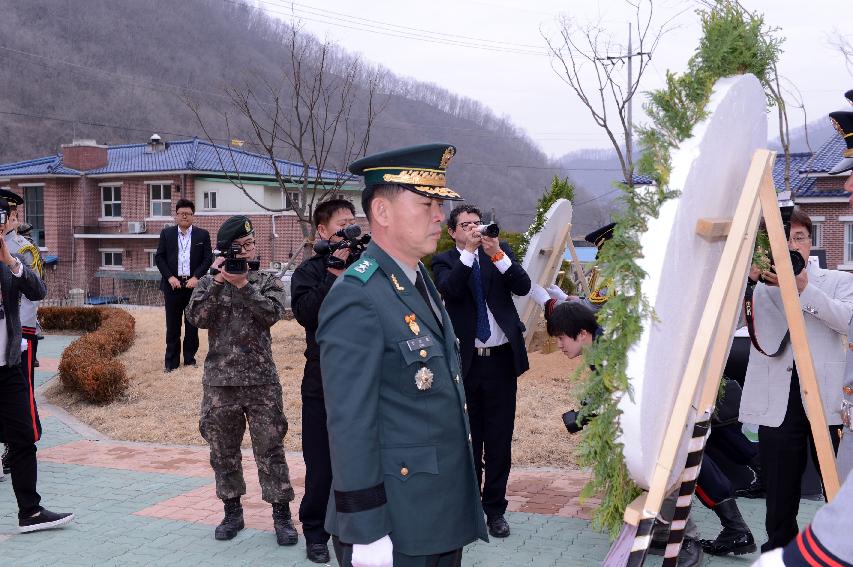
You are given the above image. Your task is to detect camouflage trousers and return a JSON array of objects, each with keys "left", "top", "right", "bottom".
[{"left": 199, "top": 383, "right": 295, "bottom": 504}]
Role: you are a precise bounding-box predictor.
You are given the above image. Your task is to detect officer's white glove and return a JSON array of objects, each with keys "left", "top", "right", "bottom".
[
  {"left": 352, "top": 534, "right": 393, "bottom": 567},
  {"left": 546, "top": 284, "right": 569, "bottom": 302},
  {"left": 529, "top": 284, "right": 550, "bottom": 307}
]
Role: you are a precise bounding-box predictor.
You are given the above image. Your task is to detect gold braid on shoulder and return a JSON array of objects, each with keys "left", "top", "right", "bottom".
[{"left": 17, "top": 241, "right": 44, "bottom": 278}]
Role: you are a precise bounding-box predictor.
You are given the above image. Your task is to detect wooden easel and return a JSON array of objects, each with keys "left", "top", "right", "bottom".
[{"left": 621, "top": 149, "right": 840, "bottom": 565}]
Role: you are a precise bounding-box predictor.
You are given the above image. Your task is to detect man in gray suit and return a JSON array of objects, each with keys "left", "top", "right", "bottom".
[{"left": 740, "top": 207, "right": 853, "bottom": 553}]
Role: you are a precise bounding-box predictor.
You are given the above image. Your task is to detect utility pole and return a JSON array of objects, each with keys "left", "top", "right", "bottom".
[{"left": 595, "top": 23, "right": 651, "bottom": 188}]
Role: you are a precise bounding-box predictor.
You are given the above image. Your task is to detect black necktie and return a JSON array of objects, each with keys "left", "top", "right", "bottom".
[{"left": 415, "top": 272, "right": 441, "bottom": 327}]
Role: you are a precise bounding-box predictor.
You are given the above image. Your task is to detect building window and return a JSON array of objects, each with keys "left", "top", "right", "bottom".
[
  {"left": 22, "top": 185, "right": 44, "bottom": 246},
  {"left": 287, "top": 191, "right": 300, "bottom": 209},
  {"left": 203, "top": 191, "right": 218, "bottom": 209},
  {"left": 149, "top": 184, "right": 172, "bottom": 217},
  {"left": 100, "top": 250, "right": 123, "bottom": 270},
  {"left": 846, "top": 224, "right": 853, "bottom": 264},
  {"left": 811, "top": 222, "right": 823, "bottom": 248},
  {"left": 146, "top": 249, "right": 158, "bottom": 271},
  {"left": 101, "top": 185, "right": 122, "bottom": 218}
]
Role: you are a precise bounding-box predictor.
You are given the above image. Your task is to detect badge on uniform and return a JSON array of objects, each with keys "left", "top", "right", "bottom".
[
  {"left": 405, "top": 313, "right": 420, "bottom": 335},
  {"left": 390, "top": 274, "right": 405, "bottom": 292},
  {"left": 415, "top": 366, "right": 434, "bottom": 391}
]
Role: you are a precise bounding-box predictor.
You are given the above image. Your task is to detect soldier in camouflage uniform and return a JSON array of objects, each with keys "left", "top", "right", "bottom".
[{"left": 185, "top": 215, "right": 297, "bottom": 546}]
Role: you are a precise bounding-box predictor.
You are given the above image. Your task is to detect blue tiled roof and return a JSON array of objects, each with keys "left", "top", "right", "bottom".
[
  {"left": 773, "top": 152, "right": 817, "bottom": 196},
  {"left": 0, "top": 155, "right": 80, "bottom": 177},
  {"left": 0, "top": 138, "right": 349, "bottom": 180},
  {"left": 799, "top": 135, "right": 845, "bottom": 174},
  {"left": 631, "top": 173, "right": 656, "bottom": 186}
]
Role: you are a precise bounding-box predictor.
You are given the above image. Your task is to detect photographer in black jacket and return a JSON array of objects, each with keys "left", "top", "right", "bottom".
[{"left": 290, "top": 198, "right": 357, "bottom": 564}]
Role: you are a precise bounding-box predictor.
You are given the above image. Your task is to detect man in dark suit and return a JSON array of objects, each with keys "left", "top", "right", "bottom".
[
  {"left": 155, "top": 198, "right": 213, "bottom": 372},
  {"left": 431, "top": 204, "right": 531, "bottom": 538}
]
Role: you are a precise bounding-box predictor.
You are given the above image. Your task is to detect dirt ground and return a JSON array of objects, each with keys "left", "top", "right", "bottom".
[{"left": 45, "top": 308, "right": 584, "bottom": 469}]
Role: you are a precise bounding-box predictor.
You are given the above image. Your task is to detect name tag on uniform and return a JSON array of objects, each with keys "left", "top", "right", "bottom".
[{"left": 406, "top": 336, "right": 433, "bottom": 351}]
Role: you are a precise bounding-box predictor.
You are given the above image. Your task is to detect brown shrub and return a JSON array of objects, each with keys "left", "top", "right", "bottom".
[{"left": 45, "top": 307, "right": 136, "bottom": 404}]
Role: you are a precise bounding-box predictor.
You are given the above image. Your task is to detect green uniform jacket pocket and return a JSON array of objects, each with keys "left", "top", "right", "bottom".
[{"left": 382, "top": 446, "right": 438, "bottom": 482}]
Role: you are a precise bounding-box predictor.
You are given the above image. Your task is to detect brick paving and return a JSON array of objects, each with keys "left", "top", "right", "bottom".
[{"left": 0, "top": 336, "right": 822, "bottom": 566}]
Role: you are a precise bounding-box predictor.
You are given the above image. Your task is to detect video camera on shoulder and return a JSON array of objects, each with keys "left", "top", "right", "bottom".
[
  {"left": 758, "top": 200, "right": 805, "bottom": 283},
  {"left": 313, "top": 224, "right": 371, "bottom": 270},
  {"left": 477, "top": 222, "right": 500, "bottom": 238}
]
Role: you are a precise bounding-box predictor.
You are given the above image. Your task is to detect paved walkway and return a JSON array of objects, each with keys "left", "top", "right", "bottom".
[{"left": 0, "top": 336, "right": 821, "bottom": 566}]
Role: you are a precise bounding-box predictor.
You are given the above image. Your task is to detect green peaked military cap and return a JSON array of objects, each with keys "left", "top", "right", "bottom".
[
  {"left": 348, "top": 143, "right": 463, "bottom": 201},
  {"left": 217, "top": 215, "right": 254, "bottom": 248},
  {"left": 829, "top": 111, "right": 853, "bottom": 175},
  {"left": 0, "top": 189, "right": 23, "bottom": 212}
]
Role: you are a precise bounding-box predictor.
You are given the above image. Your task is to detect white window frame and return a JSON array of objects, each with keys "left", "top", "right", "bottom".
[
  {"left": 145, "top": 248, "right": 158, "bottom": 272},
  {"left": 202, "top": 190, "right": 218, "bottom": 210},
  {"left": 99, "top": 248, "right": 124, "bottom": 270},
  {"left": 811, "top": 222, "right": 823, "bottom": 249},
  {"left": 148, "top": 183, "right": 172, "bottom": 218},
  {"left": 100, "top": 183, "right": 122, "bottom": 220},
  {"left": 286, "top": 191, "right": 300, "bottom": 209}
]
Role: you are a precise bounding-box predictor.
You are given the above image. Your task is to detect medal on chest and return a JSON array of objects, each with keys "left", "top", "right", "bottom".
[
  {"left": 405, "top": 313, "right": 420, "bottom": 336},
  {"left": 415, "top": 366, "right": 434, "bottom": 391}
]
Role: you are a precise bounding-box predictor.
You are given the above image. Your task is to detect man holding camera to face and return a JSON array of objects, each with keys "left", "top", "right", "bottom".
[
  {"left": 431, "top": 204, "right": 531, "bottom": 539},
  {"left": 290, "top": 199, "right": 357, "bottom": 564},
  {"left": 185, "top": 215, "right": 298, "bottom": 548},
  {"left": 740, "top": 207, "right": 853, "bottom": 553}
]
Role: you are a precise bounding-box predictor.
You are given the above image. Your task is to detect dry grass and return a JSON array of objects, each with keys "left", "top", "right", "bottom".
[{"left": 45, "top": 309, "right": 584, "bottom": 468}]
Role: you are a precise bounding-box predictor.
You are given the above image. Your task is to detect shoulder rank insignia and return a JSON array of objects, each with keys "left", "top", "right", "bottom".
[
  {"left": 344, "top": 256, "right": 378, "bottom": 284},
  {"left": 390, "top": 273, "right": 405, "bottom": 291},
  {"left": 415, "top": 367, "right": 434, "bottom": 391},
  {"left": 405, "top": 313, "right": 420, "bottom": 335}
]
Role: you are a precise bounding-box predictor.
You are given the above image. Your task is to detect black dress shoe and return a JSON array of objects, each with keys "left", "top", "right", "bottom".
[
  {"left": 678, "top": 537, "right": 705, "bottom": 567},
  {"left": 487, "top": 515, "right": 510, "bottom": 538},
  {"left": 306, "top": 542, "right": 331, "bottom": 563},
  {"left": 185, "top": 360, "right": 198, "bottom": 368}
]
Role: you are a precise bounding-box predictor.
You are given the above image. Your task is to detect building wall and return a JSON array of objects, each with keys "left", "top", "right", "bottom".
[
  {"left": 796, "top": 175, "right": 853, "bottom": 271},
  {"left": 4, "top": 173, "right": 365, "bottom": 303}
]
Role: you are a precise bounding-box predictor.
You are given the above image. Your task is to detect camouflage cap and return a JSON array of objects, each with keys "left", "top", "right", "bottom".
[{"left": 217, "top": 215, "right": 254, "bottom": 248}]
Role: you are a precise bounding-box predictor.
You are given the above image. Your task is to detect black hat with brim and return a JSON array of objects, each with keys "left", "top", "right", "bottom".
[
  {"left": 829, "top": 111, "right": 853, "bottom": 175},
  {"left": 217, "top": 215, "right": 254, "bottom": 249},
  {"left": 348, "top": 143, "right": 463, "bottom": 202},
  {"left": 0, "top": 189, "right": 24, "bottom": 212},
  {"left": 846, "top": 89, "right": 853, "bottom": 105},
  {"left": 584, "top": 222, "right": 617, "bottom": 248}
]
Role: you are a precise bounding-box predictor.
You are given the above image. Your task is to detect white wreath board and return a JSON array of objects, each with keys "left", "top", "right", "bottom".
[
  {"left": 515, "top": 199, "right": 574, "bottom": 336},
  {"left": 618, "top": 74, "right": 768, "bottom": 490}
]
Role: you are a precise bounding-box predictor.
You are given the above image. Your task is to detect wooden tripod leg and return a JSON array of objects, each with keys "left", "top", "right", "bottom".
[
  {"left": 758, "top": 180, "right": 841, "bottom": 499},
  {"left": 567, "top": 237, "right": 591, "bottom": 297}
]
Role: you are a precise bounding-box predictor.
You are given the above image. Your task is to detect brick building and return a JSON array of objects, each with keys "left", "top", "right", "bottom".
[
  {"left": 0, "top": 136, "right": 361, "bottom": 304},
  {"left": 785, "top": 134, "right": 852, "bottom": 270}
]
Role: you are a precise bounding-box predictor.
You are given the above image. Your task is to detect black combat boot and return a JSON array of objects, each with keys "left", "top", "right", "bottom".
[
  {"left": 214, "top": 497, "right": 244, "bottom": 541},
  {"left": 700, "top": 498, "right": 757, "bottom": 556},
  {"left": 272, "top": 503, "right": 298, "bottom": 546}
]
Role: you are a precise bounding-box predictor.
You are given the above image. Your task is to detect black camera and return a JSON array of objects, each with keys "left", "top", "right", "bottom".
[
  {"left": 313, "top": 224, "right": 371, "bottom": 270},
  {"left": 211, "top": 242, "right": 260, "bottom": 275},
  {"left": 477, "top": 222, "right": 500, "bottom": 238},
  {"left": 562, "top": 400, "right": 596, "bottom": 434},
  {"left": 759, "top": 201, "right": 806, "bottom": 282}
]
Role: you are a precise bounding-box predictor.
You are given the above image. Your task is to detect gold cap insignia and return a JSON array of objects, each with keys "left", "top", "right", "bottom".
[
  {"left": 415, "top": 366, "right": 434, "bottom": 391},
  {"left": 244, "top": 220, "right": 252, "bottom": 233},
  {"left": 439, "top": 146, "right": 456, "bottom": 169}
]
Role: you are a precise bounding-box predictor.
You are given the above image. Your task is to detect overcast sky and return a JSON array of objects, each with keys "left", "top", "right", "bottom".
[{"left": 260, "top": 0, "right": 852, "bottom": 159}]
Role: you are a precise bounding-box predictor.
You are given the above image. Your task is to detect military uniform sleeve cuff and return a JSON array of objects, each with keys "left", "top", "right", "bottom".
[{"left": 334, "top": 483, "right": 387, "bottom": 513}]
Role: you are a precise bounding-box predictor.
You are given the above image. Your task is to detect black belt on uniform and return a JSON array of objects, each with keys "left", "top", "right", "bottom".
[{"left": 475, "top": 343, "right": 512, "bottom": 357}]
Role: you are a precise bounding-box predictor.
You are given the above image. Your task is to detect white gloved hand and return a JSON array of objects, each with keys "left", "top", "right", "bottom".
[
  {"left": 546, "top": 284, "right": 569, "bottom": 302},
  {"left": 749, "top": 547, "right": 785, "bottom": 567},
  {"left": 352, "top": 534, "right": 393, "bottom": 567},
  {"left": 529, "top": 284, "right": 550, "bottom": 307}
]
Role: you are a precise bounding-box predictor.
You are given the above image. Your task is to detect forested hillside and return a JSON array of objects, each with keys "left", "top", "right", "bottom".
[{"left": 0, "top": 0, "right": 606, "bottom": 232}]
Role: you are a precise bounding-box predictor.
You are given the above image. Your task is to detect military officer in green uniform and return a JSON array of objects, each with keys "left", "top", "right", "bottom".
[{"left": 317, "top": 144, "right": 488, "bottom": 567}]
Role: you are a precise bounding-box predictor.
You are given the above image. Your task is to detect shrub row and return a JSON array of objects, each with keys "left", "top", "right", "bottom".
[{"left": 39, "top": 307, "right": 136, "bottom": 403}]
